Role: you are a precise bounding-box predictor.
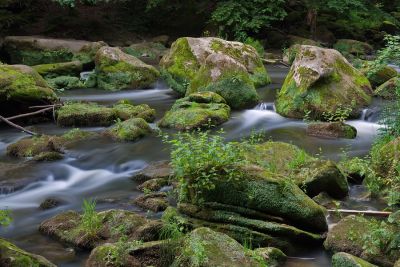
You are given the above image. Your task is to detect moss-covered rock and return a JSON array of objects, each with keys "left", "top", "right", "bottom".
[
  {"left": 33, "top": 61, "right": 83, "bottom": 78},
  {"left": 160, "top": 37, "right": 270, "bottom": 102},
  {"left": 374, "top": 77, "right": 399, "bottom": 100},
  {"left": 173, "top": 227, "right": 261, "bottom": 267},
  {"left": 47, "top": 76, "right": 85, "bottom": 91},
  {"left": 158, "top": 91, "right": 230, "bottom": 130},
  {"left": 371, "top": 137, "right": 400, "bottom": 178},
  {"left": 39, "top": 209, "right": 161, "bottom": 250},
  {"left": 6, "top": 129, "right": 97, "bottom": 159},
  {"left": 131, "top": 161, "right": 173, "bottom": 183},
  {"left": 363, "top": 65, "right": 398, "bottom": 88},
  {"left": 3, "top": 36, "right": 106, "bottom": 66},
  {"left": 137, "top": 178, "right": 170, "bottom": 192},
  {"left": 332, "top": 252, "right": 378, "bottom": 267},
  {"left": 276, "top": 45, "right": 372, "bottom": 120},
  {"left": 56, "top": 102, "right": 116, "bottom": 127},
  {"left": 123, "top": 42, "right": 168, "bottom": 65},
  {"left": 334, "top": 39, "right": 374, "bottom": 57},
  {"left": 0, "top": 64, "right": 57, "bottom": 116},
  {"left": 133, "top": 192, "right": 169, "bottom": 212},
  {"left": 324, "top": 215, "right": 400, "bottom": 267},
  {"left": 253, "top": 247, "right": 287, "bottom": 267},
  {"left": 113, "top": 100, "right": 156, "bottom": 122},
  {"left": 95, "top": 46, "right": 160, "bottom": 91},
  {"left": 0, "top": 237, "right": 56, "bottom": 267},
  {"left": 86, "top": 240, "right": 167, "bottom": 267},
  {"left": 288, "top": 35, "right": 321, "bottom": 46},
  {"left": 307, "top": 122, "right": 357, "bottom": 139},
  {"left": 104, "top": 118, "right": 152, "bottom": 142}
]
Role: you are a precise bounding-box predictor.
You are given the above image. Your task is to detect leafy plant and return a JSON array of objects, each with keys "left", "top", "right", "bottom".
[
  {"left": 244, "top": 37, "right": 265, "bottom": 57},
  {"left": 80, "top": 199, "right": 102, "bottom": 236},
  {"left": 0, "top": 210, "right": 12, "bottom": 227},
  {"left": 162, "top": 129, "right": 247, "bottom": 205},
  {"left": 367, "top": 35, "right": 400, "bottom": 78},
  {"left": 322, "top": 103, "right": 353, "bottom": 122}
]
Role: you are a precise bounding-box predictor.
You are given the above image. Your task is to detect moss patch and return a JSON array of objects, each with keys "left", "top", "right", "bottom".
[{"left": 104, "top": 118, "right": 152, "bottom": 142}]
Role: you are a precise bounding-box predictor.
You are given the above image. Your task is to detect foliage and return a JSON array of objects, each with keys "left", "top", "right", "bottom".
[
  {"left": 80, "top": 199, "right": 102, "bottom": 236},
  {"left": 244, "top": 37, "right": 265, "bottom": 57},
  {"left": 367, "top": 35, "right": 400, "bottom": 78},
  {"left": 322, "top": 102, "right": 354, "bottom": 123},
  {"left": 162, "top": 129, "right": 247, "bottom": 204},
  {"left": 0, "top": 210, "right": 12, "bottom": 227}
]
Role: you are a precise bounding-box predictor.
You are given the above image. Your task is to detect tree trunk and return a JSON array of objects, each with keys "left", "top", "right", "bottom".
[{"left": 307, "top": 8, "right": 317, "bottom": 40}]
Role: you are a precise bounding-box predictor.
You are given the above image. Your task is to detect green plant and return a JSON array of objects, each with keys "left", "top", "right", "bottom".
[
  {"left": 367, "top": 35, "right": 400, "bottom": 78},
  {"left": 80, "top": 199, "right": 102, "bottom": 236},
  {"left": 0, "top": 210, "right": 12, "bottom": 227},
  {"left": 322, "top": 103, "right": 353, "bottom": 122},
  {"left": 162, "top": 129, "right": 247, "bottom": 205},
  {"left": 244, "top": 37, "right": 265, "bottom": 57}
]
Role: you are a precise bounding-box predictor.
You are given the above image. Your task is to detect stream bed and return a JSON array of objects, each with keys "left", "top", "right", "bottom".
[{"left": 0, "top": 65, "right": 388, "bottom": 266}]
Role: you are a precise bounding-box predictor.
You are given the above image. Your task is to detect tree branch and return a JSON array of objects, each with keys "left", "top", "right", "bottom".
[{"left": 0, "top": 115, "right": 38, "bottom": 136}]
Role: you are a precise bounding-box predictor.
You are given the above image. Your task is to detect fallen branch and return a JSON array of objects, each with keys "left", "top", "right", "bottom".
[
  {"left": 0, "top": 115, "right": 38, "bottom": 136},
  {"left": 29, "top": 104, "right": 62, "bottom": 109},
  {"left": 328, "top": 209, "right": 392, "bottom": 217},
  {"left": 6, "top": 107, "right": 54, "bottom": 121}
]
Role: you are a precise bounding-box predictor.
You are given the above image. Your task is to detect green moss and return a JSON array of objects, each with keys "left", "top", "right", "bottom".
[
  {"left": 371, "top": 137, "right": 400, "bottom": 178},
  {"left": 334, "top": 39, "right": 373, "bottom": 57},
  {"left": 332, "top": 252, "right": 378, "bottom": 267},
  {"left": 33, "top": 61, "right": 83, "bottom": 78},
  {"left": 8, "top": 48, "right": 74, "bottom": 66},
  {"left": 112, "top": 100, "right": 156, "bottom": 122},
  {"left": 47, "top": 76, "right": 85, "bottom": 91},
  {"left": 105, "top": 118, "right": 152, "bottom": 142},
  {"left": 365, "top": 65, "right": 398, "bottom": 87},
  {"left": 0, "top": 238, "right": 56, "bottom": 267},
  {"left": 375, "top": 77, "right": 400, "bottom": 100},
  {"left": 253, "top": 247, "right": 287, "bottom": 267}
]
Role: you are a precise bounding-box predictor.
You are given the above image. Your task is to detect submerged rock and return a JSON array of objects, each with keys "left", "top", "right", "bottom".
[
  {"left": 39, "top": 209, "right": 161, "bottom": 250},
  {"left": 374, "top": 77, "right": 400, "bottom": 100},
  {"left": 95, "top": 46, "right": 160, "bottom": 91},
  {"left": 131, "top": 161, "right": 173, "bottom": 183},
  {"left": 39, "top": 198, "right": 65, "bottom": 210},
  {"left": 307, "top": 122, "right": 357, "bottom": 139},
  {"left": 33, "top": 61, "right": 83, "bottom": 78},
  {"left": 332, "top": 252, "right": 378, "bottom": 267},
  {"left": 0, "top": 64, "right": 57, "bottom": 116},
  {"left": 0, "top": 237, "right": 56, "bottom": 267},
  {"left": 104, "top": 118, "right": 152, "bottom": 142},
  {"left": 3, "top": 36, "right": 106, "bottom": 65},
  {"left": 276, "top": 45, "right": 372, "bottom": 120},
  {"left": 160, "top": 37, "right": 269, "bottom": 108},
  {"left": 324, "top": 215, "right": 400, "bottom": 267},
  {"left": 158, "top": 91, "right": 230, "bottom": 130}
]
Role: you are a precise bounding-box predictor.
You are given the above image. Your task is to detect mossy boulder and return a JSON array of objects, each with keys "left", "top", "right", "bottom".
[
  {"left": 39, "top": 209, "right": 162, "bottom": 250},
  {"left": 33, "top": 61, "right": 83, "bottom": 78},
  {"left": 112, "top": 100, "right": 156, "bottom": 122},
  {"left": 0, "top": 64, "right": 57, "bottom": 116},
  {"left": 371, "top": 137, "right": 400, "bottom": 178},
  {"left": 123, "top": 42, "right": 168, "bottom": 65},
  {"left": 332, "top": 252, "right": 378, "bottom": 267},
  {"left": 173, "top": 227, "right": 261, "bottom": 267},
  {"left": 0, "top": 237, "right": 56, "bottom": 267},
  {"left": 47, "top": 76, "right": 85, "bottom": 91},
  {"left": 364, "top": 65, "right": 398, "bottom": 88},
  {"left": 374, "top": 77, "right": 399, "bottom": 99},
  {"left": 276, "top": 45, "right": 372, "bottom": 120},
  {"left": 307, "top": 122, "right": 357, "bottom": 139},
  {"left": 3, "top": 36, "right": 106, "bottom": 65},
  {"left": 158, "top": 91, "right": 230, "bottom": 130},
  {"left": 133, "top": 192, "right": 169, "bottom": 212},
  {"left": 253, "top": 247, "right": 287, "bottom": 267},
  {"left": 56, "top": 102, "right": 116, "bottom": 127},
  {"left": 160, "top": 37, "right": 270, "bottom": 104},
  {"left": 288, "top": 35, "right": 321, "bottom": 46},
  {"left": 334, "top": 39, "right": 374, "bottom": 57},
  {"left": 95, "top": 46, "right": 160, "bottom": 91},
  {"left": 324, "top": 215, "right": 400, "bottom": 267},
  {"left": 86, "top": 240, "right": 167, "bottom": 267},
  {"left": 6, "top": 129, "right": 97, "bottom": 159},
  {"left": 104, "top": 118, "right": 152, "bottom": 142}
]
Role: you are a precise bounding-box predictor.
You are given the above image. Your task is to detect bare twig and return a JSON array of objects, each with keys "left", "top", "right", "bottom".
[
  {"left": 0, "top": 115, "right": 38, "bottom": 136},
  {"left": 29, "top": 104, "right": 62, "bottom": 109},
  {"left": 328, "top": 209, "right": 392, "bottom": 217},
  {"left": 6, "top": 107, "right": 54, "bottom": 121}
]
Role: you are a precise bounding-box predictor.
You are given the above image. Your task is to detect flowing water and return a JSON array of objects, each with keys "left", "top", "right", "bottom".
[{"left": 0, "top": 65, "right": 388, "bottom": 266}]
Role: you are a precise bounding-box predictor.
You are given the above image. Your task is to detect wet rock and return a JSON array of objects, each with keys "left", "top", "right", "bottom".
[
  {"left": 95, "top": 46, "right": 160, "bottom": 91},
  {"left": 131, "top": 161, "right": 173, "bottom": 183},
  {"left": 0, "top": 162, "right": 41, "bottom": 193},
  {"left": 33, "top": 61, "right": 83, "bottom": 78},
  {"left": 122, "top": 42, "right": 168, "bottom": 65},
  {"left": 86, "top": 240, "right": 167, "bottom": 267},
  {"left": 158, "top": 91, "right": 230, "bottom": 130},
  {"left": 288, "top": 35, "right": 321, "bottom": 46},
  {"left": 253, "top": 247, "right": 287, "bottom": 267},
  {"left": 46, "top": 76, "right": 85, "bottom": 91},
  {"left": 39, "top": 198, "right": 65, "bottom": 210},
  {"left": 113, "top": 100, "right": 156, "bottom": 122},
  {"left": 0, "top": 237, "right": 56, "bottom": 267},
  {"left": 133, "top": 192, "right": 169, "bottom": 212},
  {"left": 324, "top": 215, "right": 400, "bottom": 267},
  {"left": 172, "top": 227, "right": 261, "bottom": 267},
  {"left": 371, "top": 136, "right": 400, "bottom": 178},
  {"left": 332, "top": 252, "right": 378, "bottom": 267},
  {"left": 363, "top": 65, "right": 398, "bottom": 88},
  {"left": 3, "top": 36, "right": 106, "bottom": 65},
  {"left": 307, "top": 122, "right": 357, "bottom": 139},
  {"left": 374, "top": 77, "right": 400, "bottom": 100},
  {"left": 0, "top": 64, "right": 57, "bottom": 117},
  {"left": 312, "top": 192, "right": 337, "bottom": 209},
  {"left": 275, "top": 45, "right": 372, "bottom": 120},
  {"left": 33, "top": 152, "right": 64, "bottom": 162},
  {"left": 160, "top": 37, "right": 269, "bottom": 108},
  {"left": 137, "top": 178, "right": 170, "bottom": 192},
  {"left": 104, "top": 118, "right": 152, "bottom": 142},
  {"left": 39, "top": 209, "right": 161, "bottom": 250},
  {"left": 334, "top": 39, "right": 374, "bottom": 57}
]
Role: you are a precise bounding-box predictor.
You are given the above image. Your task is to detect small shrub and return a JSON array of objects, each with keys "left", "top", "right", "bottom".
[{"left": 81, "top": 199, "right": 102, "bottom": 236}]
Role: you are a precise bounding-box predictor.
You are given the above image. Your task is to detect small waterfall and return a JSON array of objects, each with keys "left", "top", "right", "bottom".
[
  {"left": 255, "top": 102, "right": 276, "bottom": 111},
  {"left": 360, "top": 108, "right": 379, "bottom": 122},
  {"left": 80, "top": 71, "right": 94, "bottom": 81}
]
